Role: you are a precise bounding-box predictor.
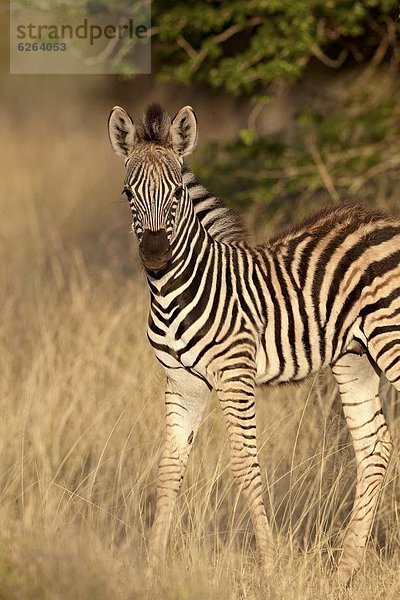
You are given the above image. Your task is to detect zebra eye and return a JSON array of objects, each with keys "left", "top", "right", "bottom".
[
  {"left": 174, "top": 186, "right": 183, "bottom": 200},
  {"left": 122, "top": 186, "right": 133, "bottom": 201}
]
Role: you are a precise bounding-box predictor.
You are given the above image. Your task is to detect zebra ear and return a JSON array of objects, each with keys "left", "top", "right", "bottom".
[
  {"left": 170, "top": 106, "right": 198, "bottom": 157},
  {"left": 108, "top": 106, "right": 136, "bottom": 156}
]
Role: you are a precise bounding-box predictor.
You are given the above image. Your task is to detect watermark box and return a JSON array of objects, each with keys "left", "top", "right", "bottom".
[{"left": 10, "top": 1, "right": 151, "bottom": 74}]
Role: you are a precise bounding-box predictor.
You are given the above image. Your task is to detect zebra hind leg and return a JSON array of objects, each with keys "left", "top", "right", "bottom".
[{"left": 331, "top": 348, "right": 393, "bottom": 585}]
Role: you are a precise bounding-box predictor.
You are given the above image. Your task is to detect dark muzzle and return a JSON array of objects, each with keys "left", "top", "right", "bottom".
[{"left": 139, "top": 229, "right": 172, "bottom": 272}]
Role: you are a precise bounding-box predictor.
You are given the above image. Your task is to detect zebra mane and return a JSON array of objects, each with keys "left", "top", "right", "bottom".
[
  {"left": 136, "top": 103, "right": 171, "bottom": 144},
  {"left": 183, "top": 168, "right": 246, "bottom": 243}
]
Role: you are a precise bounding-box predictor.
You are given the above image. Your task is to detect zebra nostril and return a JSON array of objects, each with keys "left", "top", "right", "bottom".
[{"left": 140, "top": 229, "right": 170, "bottom": 255}]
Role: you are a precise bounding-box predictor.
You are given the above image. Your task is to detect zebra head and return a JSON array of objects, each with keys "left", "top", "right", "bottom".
[{"left": 108, "top": 103, "right": 198, "bottom": 272}]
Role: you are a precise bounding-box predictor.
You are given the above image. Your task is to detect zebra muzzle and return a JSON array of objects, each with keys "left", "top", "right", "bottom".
[{"left": 139, "top": 229, "right": 172, "bottom": 272}]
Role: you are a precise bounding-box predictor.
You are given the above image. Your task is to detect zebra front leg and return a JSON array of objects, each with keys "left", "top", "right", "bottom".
[
  {"left": 217, "top": 368, "right": 273, "bottom": 565},
  {"left": 332, "top": 350, "right": 393, "bottom": 584},
  {"left": 148, "top": 370, "right": 210, "bottom": 569}
]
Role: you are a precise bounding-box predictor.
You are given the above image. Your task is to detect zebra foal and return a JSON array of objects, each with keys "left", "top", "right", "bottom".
[{"left": 108, "top": 102, "right": 397, "bottom": 583}]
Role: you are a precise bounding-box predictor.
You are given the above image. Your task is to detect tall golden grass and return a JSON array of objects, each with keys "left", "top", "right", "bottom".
[{"left": 1, "top": 101, "right": 400, "bottom": 599}]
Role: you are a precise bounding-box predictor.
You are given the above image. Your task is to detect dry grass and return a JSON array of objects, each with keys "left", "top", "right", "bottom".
[{"left": 1, "top": 89, "right": 400, "bottom": 599}]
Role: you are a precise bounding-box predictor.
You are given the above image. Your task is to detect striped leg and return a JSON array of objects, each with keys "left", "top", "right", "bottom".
[
  {"left": 332, "top": 350, "right": 392, "bottom": 584},
  {"left": 217, "top": 367, "right": 273, "bottom": 564},
  {"left": 148, "top": 370, "right": 210, "bottom": 568}
]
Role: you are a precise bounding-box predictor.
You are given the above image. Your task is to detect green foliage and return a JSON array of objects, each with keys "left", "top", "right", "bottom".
[{"left": 152, "top": 0, "right": 399, "bottom": 97}]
